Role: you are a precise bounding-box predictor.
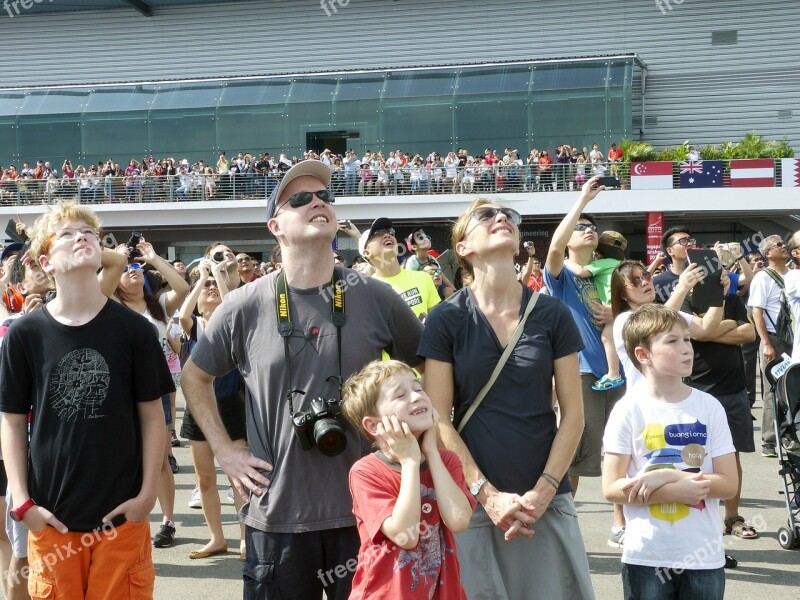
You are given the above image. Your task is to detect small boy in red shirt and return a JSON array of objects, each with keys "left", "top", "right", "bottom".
[{"left": 341, "top": 360, "right": 474, "bottom": 599}]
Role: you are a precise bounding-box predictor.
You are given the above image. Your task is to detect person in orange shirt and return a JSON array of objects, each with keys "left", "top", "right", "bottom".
[{"left": 608, "top": 143, "right": 624, "bottom": 178}]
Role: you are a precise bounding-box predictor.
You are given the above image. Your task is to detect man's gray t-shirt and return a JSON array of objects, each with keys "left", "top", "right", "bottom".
[{"left": 191, "top": 267, "right": 424, "bottom": 533}]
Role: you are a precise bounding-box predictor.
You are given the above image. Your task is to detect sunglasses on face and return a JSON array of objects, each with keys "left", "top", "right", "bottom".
[
  {"left": 370, "top": 227, "right": 395, "bottom": 241},
  {"left": 670, "top": 237, "right": 696, "bottom": 248},
  {"left": 470, "top": 206, "right": 522, "bottom": 226},
  {"left": 574, "top": 223, "right": 597, "bottom": 232},
  {"left": 123, "top": 263, "right": 142, "bottom": 273},
  {"left": 424, "top": 268, "right": 442, "bottom": 276},
  {"left": 203, "top": 279, "right": 219, "bottom": 289},
  {"left": 768, "top": 241, "right": 786, "bottom": 251},
  {"left": 275, "top": 189, "right": 334, "bottom": 215},
  {"left": 627, "top": 271, "right": 653, "bottom": 287}
]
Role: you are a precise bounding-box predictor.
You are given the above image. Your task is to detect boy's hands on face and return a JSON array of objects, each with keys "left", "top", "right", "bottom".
[
  {"left": 377, "top": 415, "right": 421, "bottom": 466},
  {"left": 420, "top": 408, "right": 440, "bottom": 457}
]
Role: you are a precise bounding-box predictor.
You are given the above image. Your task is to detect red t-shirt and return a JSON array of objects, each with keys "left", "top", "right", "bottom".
[
  {"left": 608, "top": 147, "right": 624, "bottom": 161},
  {"left": 349, "top": 450, "right": 474, "bottom": 600},
  {"left": 526, "top": 272, "right": 545, "bottom": 292}
]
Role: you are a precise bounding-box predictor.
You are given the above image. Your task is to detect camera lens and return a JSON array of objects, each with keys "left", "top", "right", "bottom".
[{"left": 313, "top": 419, "right": 347, "bottom": 456}]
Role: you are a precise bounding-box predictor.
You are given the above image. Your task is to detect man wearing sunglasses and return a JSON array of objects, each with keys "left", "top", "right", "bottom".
[
  {"left": 181, "top": 160, "right": 424, "bottom": 600},
  {"left": 653, "top": 226, "right": 697, "bottom": 303},
  {"left": 545, "top": 176, "right": 628, "bottom": 548},
  {"left": 748, "top": 234, "right": 791, "bottom": 459},
  {"left": 357, "top": 218, "right": 440, "bottom": 321},
  {"left": 235, "top": 253, "right": 260, "bottom": 285}
]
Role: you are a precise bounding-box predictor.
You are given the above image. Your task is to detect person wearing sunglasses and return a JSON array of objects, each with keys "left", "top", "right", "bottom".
[
  {"left": 544, "top": 175, "right": 630, "bottom": 548},
  {"left": 177, "top": 259, "right": 247, "bottom": 560},
  {"left": 419, "top": 198, "right": 594, "bottom": 599},
  {"left": 423, "top": 264, "right": 455, "bottom": 300},
  {"left": 113, "top": 235, "right": 190, "bottom": 550},
  {"left": 653, "top": 226, "right": 697, "bottom": 303},
  {"left": 235, "top": 252, "right": 260, "bottom": 285},
  {"left": 748, "top": 234, "right": 792, "bottom": 460},
  {"left": 0, "top": 203, "right": 174, "bottom": 598},
  {"left": 357, "top": 218, "right": 441, "bottom": 321},
  {"left": 181, "top": 160, "right": 424, "bottom": 600}
]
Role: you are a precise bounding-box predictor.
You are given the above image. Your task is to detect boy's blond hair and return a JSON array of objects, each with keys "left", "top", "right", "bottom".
[
  {"left": 341, "top": 359, "right": 414, "bottom": 439},
  {"left": 29, "top": 202, "right": 102, "bottom": 261},
  {"left": 623, "top": 304, "right": 689, "bottom": 371}
]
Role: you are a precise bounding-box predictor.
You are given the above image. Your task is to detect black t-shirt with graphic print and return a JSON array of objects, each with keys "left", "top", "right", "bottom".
[{"left": 0, "top": 300, "right": 174, "bottom": 532}]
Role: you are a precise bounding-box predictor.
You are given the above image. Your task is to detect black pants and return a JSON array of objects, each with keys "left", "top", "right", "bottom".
[{"left": 243, "top": 525, "right": 359, "bottom": 600}]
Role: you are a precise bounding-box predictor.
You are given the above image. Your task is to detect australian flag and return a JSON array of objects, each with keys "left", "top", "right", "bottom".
[{"left": 679, "top": 160, "right": 723, "bottom": 188}]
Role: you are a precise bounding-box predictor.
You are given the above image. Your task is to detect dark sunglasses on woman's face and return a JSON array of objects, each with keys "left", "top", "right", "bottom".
[
  {"left": 574, "top": 223, "right": 597, "bottom": 232},
  {"left": 203, "top": 279, "right": 219, "bottom": 289},
  {"left": 470, "top": 206, "right": 522, "bottom": 226},
  {"left": 628, "top": 271, "right": 653, "bottom": 287}
]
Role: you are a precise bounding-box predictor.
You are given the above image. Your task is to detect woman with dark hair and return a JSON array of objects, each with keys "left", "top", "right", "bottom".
[
  {"left": 419, "top": 198, "right": 594, "bottom": 599},
  {"left": 113, "top": 237, "right": 190, "bottom": 548},
  {"left": 610, "top": 259, "right": 730, "bottom": 387},
  {"left": 179, "top": 259, "right": 248, "bottom": 559}
]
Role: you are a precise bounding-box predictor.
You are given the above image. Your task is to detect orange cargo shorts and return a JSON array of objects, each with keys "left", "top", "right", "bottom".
[{"left": 27, "top": 520, "right": 153, "bottom": 600}]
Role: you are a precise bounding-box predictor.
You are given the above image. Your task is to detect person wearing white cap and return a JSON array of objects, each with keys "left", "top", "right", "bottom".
[
  {"left": 358, "top": 219, "right": 440, "bottom": 321},
  {"left": 181, "top": 161, "right": 424, "bottom": 600}
]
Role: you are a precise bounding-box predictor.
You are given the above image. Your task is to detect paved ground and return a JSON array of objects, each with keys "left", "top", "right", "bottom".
[{"left": 152, "top": 392, "right": 800, "bottom": 599}]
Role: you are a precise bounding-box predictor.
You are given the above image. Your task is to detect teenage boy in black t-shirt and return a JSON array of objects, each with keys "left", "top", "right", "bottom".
[{"left": 0, "top": 202, "right": 172, "bottom": 599}]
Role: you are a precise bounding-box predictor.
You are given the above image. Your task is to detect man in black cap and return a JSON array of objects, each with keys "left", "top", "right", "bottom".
[{"left": 182, "top": 160, "right": 424, "bottom": 600}]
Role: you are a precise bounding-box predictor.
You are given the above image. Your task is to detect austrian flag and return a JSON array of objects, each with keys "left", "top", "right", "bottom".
[
  {"left": 729, "top": 159, "right": 775, "bottom": 187},
  {"left": 630, "top": 162, "right": 674, "bottom": 190}
]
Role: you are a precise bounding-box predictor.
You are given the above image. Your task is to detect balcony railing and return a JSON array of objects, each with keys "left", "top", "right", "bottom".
[{"left": 0, "top": 159, "right": 793, "bottom": 206}]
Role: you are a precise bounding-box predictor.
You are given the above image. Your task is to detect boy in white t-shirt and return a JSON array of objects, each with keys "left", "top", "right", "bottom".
[{"left": 602, "top": 304, "right": 738, "bottom": 599}]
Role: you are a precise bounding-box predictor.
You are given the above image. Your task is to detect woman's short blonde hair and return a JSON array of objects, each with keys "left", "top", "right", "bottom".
[
  {"left": 29, "top": 202, "right": 101, "bottom": 261},
  {"left": 341, "top": 360, "right": 414, "bottom": 440},
  {"left": 450, "top": 197, "right": 494, "bottom": 278}
]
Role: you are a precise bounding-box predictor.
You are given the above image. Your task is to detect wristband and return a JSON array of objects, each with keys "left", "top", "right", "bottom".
[{"left": 540, "top": 472, "right": 560, "bottom": 491}]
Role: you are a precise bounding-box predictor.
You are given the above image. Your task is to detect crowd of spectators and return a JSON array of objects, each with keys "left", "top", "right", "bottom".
[{"left": 0, "top": 142, "right": 625, "bottom": 204}]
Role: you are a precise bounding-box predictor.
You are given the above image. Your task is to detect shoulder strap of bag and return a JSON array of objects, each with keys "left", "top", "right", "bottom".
[
  {"left": 764, "top": 268, "right": 785, "bottom": 289},
  {"left": 457, "top": 292, "right": 540, "bottom": 434}
]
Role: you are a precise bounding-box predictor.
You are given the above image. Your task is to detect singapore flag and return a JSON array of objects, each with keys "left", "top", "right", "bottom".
[{"left": 630, "top": 162, "right": 674, "bottom": 190}]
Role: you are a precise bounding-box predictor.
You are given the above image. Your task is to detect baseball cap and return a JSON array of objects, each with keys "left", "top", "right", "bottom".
[
  {"left": 597, "top": 231, "right": 627, "bottom": 261},
  {"left": 358, "top": 218, "right": 393, "bottom": 257},
  {"left": 265, "top": 160, "right": 332, "bottom": 220},
  {"left": 1, "top": 242, "right": 24, "bottom": 263}
]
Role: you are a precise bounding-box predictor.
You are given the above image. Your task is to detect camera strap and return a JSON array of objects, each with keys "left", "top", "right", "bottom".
[{"left": 275, "top": 268, "right": 345, "bottom": 416}]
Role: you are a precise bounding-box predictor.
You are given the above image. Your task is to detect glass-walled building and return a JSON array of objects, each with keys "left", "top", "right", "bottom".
[{"left": 0, "top": 55, "right": 642, "bottom": 168}]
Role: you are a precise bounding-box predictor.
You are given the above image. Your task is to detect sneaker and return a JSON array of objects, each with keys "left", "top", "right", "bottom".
[
  {"left": 225, "top": 487, "right": 235, "bottom": 505},
  {"left": 171, "top": 430, "right": 180, "bottom": 448},
  {"left": 153, "top": 523, "right": 176, "bottom": 548},
  {"left": 608, "top": 526, "right": 626, "bottom": 548},
  {"left": 188, "top": 486, "right": 202, "bottom": 509},
  {"left": 762, "top": 444, "right": 778, "bottom": 458},
  {"left": 168, "top": 454, "right": 179, "bottom": 474}
]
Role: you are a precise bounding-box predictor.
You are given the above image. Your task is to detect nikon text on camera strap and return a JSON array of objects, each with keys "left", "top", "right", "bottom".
[{"left": 275, "top": 268, "right": 346, "bottom": 416}]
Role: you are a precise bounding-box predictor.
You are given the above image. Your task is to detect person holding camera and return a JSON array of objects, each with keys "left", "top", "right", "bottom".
[
  {"left": 521, "top": 242, "right": 545, "bottom": 292},
  {"left": 181, "top": 160, "right": 424, "bottom": 600}
]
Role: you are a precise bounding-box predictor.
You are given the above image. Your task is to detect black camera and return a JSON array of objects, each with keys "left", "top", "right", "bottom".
[
  {"left": 212, "top": 251, "right": 225, "bottom": 263},
  {"left": 127, "top": 231, "right": 142, "bottom": 262},
  {"left": 292, "top": 398, "right": 347, "bottom": 456}
]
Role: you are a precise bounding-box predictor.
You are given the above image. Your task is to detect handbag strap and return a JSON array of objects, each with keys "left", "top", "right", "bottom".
[{"left": 457, "top": 292, "right": 540, "bottom": 434}]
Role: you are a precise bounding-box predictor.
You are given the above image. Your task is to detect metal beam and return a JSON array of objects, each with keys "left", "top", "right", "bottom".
[{"left": 123, "top": 0, "right": 152, "bottom": 17}]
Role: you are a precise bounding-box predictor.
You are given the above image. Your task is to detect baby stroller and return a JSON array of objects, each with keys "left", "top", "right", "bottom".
[{"left": 765, "top": 360, "right": 800, "bottom": 549}]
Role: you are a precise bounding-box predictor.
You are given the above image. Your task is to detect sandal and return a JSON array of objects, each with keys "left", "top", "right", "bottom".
[
  {"left": 724, "top": 554, "right": 738, "bottom": 569},
  {"left": 592, "top": 375, "right": 625, "bottom": 391},
  {"left": 724, "top": 516, "right": 758, "bottom": 539}
]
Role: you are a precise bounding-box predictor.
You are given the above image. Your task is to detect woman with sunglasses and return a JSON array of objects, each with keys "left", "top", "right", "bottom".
[
  {"left": 419, "top": 199, "right": 594, "bottom": 599},
  {"left": 178, "top": 259, "right": 248, "bottom": 560},
  {"left": 113, "top": 237, "right": 190, "bottom": 549},
  {"left": 422, "top": 264, "right": 455, "bottom": 300},
  {"left": 610, "top": 260, "right": 731, "bottom": 388}
]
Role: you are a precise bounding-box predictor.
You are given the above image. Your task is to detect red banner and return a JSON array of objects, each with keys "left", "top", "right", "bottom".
[{"left": 646, "top": 212, "right": 663, "bottom": 265}]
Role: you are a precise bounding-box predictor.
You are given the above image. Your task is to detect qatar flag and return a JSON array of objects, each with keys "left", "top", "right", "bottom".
[
  {"left": 782, "top": 158, "right": 800, "bottom": 187},
  {"left": 630, "top": 162, "right": 674, "bottom": 190}
]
